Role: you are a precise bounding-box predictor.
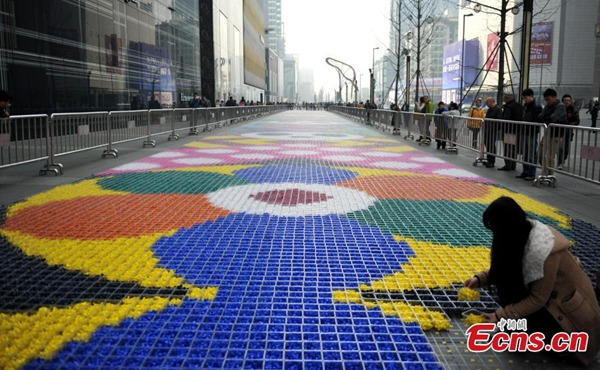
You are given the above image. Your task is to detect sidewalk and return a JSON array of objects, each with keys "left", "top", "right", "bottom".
[{"left": 1, "top": 111, "right": 598, "bottom": 369}]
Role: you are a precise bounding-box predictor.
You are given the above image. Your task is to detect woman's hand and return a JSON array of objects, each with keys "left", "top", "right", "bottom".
[
  {"left": 483, "top": 312, "right": 498, "bottom": 324},
  {"left": 464, "top": 277, "right": 479, "bottom": 289}
]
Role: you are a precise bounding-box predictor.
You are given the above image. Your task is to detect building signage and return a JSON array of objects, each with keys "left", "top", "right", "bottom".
[
  {"left": 486, "top": 33, "right": 499, "bottom": 71},
  {"left": 442, "top": 39, "right": 480, "bottom": 90},
  {"left": 530, "top": 22, "right": 553, "bottom": 65}
]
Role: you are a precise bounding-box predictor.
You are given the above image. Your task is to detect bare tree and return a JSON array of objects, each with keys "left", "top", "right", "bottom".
[{"left": 387, "top": 0, "right": 458, "bottom": 106}]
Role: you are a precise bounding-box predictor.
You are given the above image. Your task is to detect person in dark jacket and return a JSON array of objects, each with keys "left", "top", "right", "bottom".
[
  {"left": 586, "top": 101, "right": 598, "bottom": 129},
  {"left": 537, "top": 88, "right": 567, "bottom": 173},
  {"left": 558, "top": 94, "right": 580, "bottom": 169},
  {"left": 517, "top": 89, "right": 543, "bottom": 180},
  {"left": 189, "top": 92, "right": 201, "bottom": 108},
  {"left": 484, "top": 97, "right": 503, "bottom": 168},
  {"left": 225, "top": 96, "right": 237, "bottom": 107},
  {"left": 498, "top": 93, "right": 523, "bottom": 171},
  {"left": 0, "top": 90, "right": 11, "bottom": 118}
]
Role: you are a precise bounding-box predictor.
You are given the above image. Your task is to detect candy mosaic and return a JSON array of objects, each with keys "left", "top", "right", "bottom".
[{"left": 1, "top": 111, "right": 599, "bottom": 369}]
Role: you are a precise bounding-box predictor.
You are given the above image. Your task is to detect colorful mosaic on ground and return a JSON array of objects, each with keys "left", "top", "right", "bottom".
[{"left": 1, "top": 112, "right": 598, "bottom": 369}]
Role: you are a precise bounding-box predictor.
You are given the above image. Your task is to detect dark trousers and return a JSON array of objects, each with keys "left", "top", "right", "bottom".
[
  {"left": 503, "top": 143, "right": 517, "bottom": 169},
  {"left": 484, "top": 127, "right": 499, "bottom": 164},
  {"left": 521, "top": 134, "right": 538, "bottom": 176},
  {"left": 592, "top": 115, "right": 597, "bottom": 128}
]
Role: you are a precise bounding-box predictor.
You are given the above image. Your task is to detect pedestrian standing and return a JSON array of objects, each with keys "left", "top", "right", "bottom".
[
  {"left": 558, "top": 94, "right": 579, "bottom": 169},
  {"left": 498, "top": 93, "right": 523, "bottom": 172},
  {"left": 0, "top": 90, "right": 11, "bottom": 118},
  {"left": 189, "top": 92, "right": 201, "bottom": 108},
  {"left": 537, "top": 89, "right": 568, "bottom": 174},
  {"left": 586, "top": 100, "right": 598, "bottom": 129},
  {"left": 516, "top": 89, "right": 542, "bottom": 181},
  {"left": 467, "top": 98, "right": 485, "bottom": 149},
  {"left": 484, "top": 97, "right": 503, "bottom": 168}
]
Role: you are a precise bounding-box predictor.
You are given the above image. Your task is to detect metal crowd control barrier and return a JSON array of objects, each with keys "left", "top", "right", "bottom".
[
  {"left": 472, "top": 118, "right": 546, "bottom": 175},
  {"left": 107, "top": 110, "right": 149, "bottom": 154},
  {"left": 427, "top": 113, "right": 459, "bottom": 154},
  {"left": 0, "top": 115, "right": 50, "bottom": 170},
  {"left": 0, "top": 106, "right": 285, "bottom": 176},
  {"left": 536, "top": 124, "right": 600, "bottom": 187},
  {"left": 44, "top": 111, "right": 112, "bottom": 174},
  {"left": 450, "top": 116, "right": 485, "bottom": 156}
]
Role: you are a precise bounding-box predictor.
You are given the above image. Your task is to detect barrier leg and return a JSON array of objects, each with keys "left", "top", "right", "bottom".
[
  {"left": 143, "top": 111, "right": 156, "bottom": 147},
  {"left": 168, "top": 110, "right": 180, "bottom": 141},
  {"left": 445, "top": 118, "right": 458, "bottom": 154},
  {"left": 534, "top": 131, "right": 557, "bottom": 188},
  {"left": 472, "top": 126, "right": 488, "bottom": 167},
  {"left": 102, "top": 113, "right": 118, "bottom": 158},
  {"left": 39, "top": 118, "right": 63, "bottom": 176}
]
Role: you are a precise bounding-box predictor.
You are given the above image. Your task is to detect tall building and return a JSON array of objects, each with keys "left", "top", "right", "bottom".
[
  {"left": 459, "top": 0, "right": 599, "bottom": 105},
  {"left": 388, "top": 0, "right": 458, "bottom": 104},
  {"left": 283, "top": 57, "right": 297, "bottom": 103},
  {"left": 420, "top": 8, "right": 458, "bottom": 103},
  {"left": 511, "top": 0, "right": 599, "bottom": 104},
  {"left": 261, "top": 0, "right": 285, "bottom": 58},
  {"left": 2, "top": 0, "right": 202, "bottom": 114},
  {"left": 199, "top": 0, "right": 266, "bottom": 105},
  {"left": 298, "top": 68, "right": 315, "bottom": 103}
]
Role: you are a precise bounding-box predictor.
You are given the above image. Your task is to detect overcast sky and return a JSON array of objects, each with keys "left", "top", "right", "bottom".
[{"left": 282, "top": 0, "right": 391, "bottom": 99}]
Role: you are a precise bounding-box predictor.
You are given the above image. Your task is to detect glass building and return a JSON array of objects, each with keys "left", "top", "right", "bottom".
[{"left": 0, "top": 0, "right": 201, "bottom": 114}]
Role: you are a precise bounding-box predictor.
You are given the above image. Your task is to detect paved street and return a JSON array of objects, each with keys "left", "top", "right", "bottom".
[{"left": 1, "top": 111, "right": 599, "bottom": 369}]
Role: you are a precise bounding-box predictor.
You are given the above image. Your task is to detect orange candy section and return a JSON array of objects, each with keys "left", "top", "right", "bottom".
[
  {"left": 338, "top": 175, "right": 490, "bottom": 200},
  {"left": 4, "top": 194, "right": 229, "bottom": 240}
]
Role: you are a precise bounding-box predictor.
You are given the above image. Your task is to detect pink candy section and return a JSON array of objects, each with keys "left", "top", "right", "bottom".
[{"left": 97, "top": 144, "right": 492, "bottom": 183}]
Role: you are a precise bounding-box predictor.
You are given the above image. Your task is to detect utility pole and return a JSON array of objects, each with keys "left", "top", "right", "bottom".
[
  {"left": 415, "top": 0, "right": 422, "bottom": 103},
  {"left": 519, "top": 0, "right": 534, "bottom": 101},
  {"left": 497, "top": 0, "right": 507, "bottom": 103}
]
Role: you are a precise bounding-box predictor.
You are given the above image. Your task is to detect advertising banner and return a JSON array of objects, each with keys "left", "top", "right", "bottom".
[
  {"left": 486, "top": 33, "right": 499, "bottom": 70},
  {"left": 442, "top": 39, "right": 480, "bottom": 91},
  {"left": 530, "top": 22, "right": 553, "bottom": 65}
]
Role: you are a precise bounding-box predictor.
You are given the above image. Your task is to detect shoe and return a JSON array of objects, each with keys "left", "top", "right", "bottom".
[
  {"left": 485, "top": 163, "right": 495, "bottom": 168},
  {"left": 498, "top": 166, "right": 511, "bottom": 171},
  {"left": 524, "top": 176, "right": 535, "bottom": 181},
  {"left": 515, "top": 174, "right": 527, "bottom": 179}
]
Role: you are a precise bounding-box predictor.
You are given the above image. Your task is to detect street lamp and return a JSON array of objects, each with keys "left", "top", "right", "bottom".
[
  {"left": 459, "top": 13, "right": 473, "bottom": 113},
  {"left": 359, "top": 73, "right": 364, "bottom": 102},
  {"left": 371, "top": 47, "right": 379, "bottom": 103},
  {"left": 402, "top": 48, "right": 411, "bottom": 109}
]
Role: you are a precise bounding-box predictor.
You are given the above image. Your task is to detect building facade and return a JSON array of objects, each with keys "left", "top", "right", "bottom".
[
  {"left": 459, "top": 0, "right": 599, "bottom": 105},
  {"left": 283, "top": 57, "right": 297, "bottom": 103},
  {"left": 261, "top": 0, "right": 284, "bottom": 58},
  {"left": 200, "top": 0, "right": 266, "bottom": 106},
  {"left": 2, "top": 0, "right": 202, "bottom": 114}
]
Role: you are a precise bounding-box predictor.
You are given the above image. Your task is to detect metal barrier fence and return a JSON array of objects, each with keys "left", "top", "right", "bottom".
[
  {"left": 1, "top": 106, "right": 286, "bottom": 175},
  {"left": 328, "top": 105, "right": 600, "bottom": 187},
  {"left": 0, "top": 115, "right": 50, "bottom": 169},
  {"left": 537, "top": 124, "right": 600, "bottom": 187}
]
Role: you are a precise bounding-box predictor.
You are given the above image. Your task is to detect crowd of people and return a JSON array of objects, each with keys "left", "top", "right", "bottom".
[{"left": 360, "top": 89, "right": 597, "bottom": 181}]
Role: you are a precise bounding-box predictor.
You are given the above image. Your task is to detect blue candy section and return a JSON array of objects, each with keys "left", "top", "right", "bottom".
[
  {"left": 233, "top": 164, "right": 359, "bottom": 185},
  {"left": 27, "top": 215, "right": 445, "bottom": 369}
]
